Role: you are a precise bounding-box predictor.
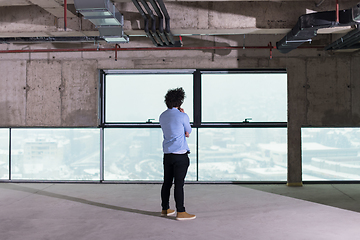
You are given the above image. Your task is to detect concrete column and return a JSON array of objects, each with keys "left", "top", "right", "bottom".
[
  {"left": 286, "top": 58, "right": 307, "bottom": 186},
  {"left": 306, "top": 57, "right": 351, "bottom": 126},
  {"left": 351, "top": 57, "right": 360, "bottom": 124}
]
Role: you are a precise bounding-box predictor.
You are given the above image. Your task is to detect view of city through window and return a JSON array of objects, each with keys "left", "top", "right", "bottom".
[
  {"left": 104, "top": 129, "right": 197, "bottom": 181},
  {"left": 302, "top": 128, "right": 360, "bottom": 180},
  {"left": 198, "top": 128, "right": 287, "bottom": 181},
  {"left": 10, "top": 129, "right": 100, "bottom": 180}
]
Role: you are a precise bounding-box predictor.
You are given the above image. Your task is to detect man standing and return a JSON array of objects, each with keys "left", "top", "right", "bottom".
[{"left": 159, "top": 87, "right": 196, "bottom": 220}]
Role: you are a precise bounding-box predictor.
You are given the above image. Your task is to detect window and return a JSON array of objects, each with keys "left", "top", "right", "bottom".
[
  {"left": 198, "top": 128, "right": 287, "bottom": 181},
  {"left": 105, "top": 73, "right": 193, "bottom": 123},
  {"left": 11, "top": 128, "right": 100, "bottom": 180},
  {"left": 104, "top": 128, "right": 197, "bottom": 181},
  {"left": 302, "top": 128, "right": 360, "bottom": 181},
  {"left": 103, "top": 69, "right": 287, "bottom": 182},
  {"left": 202, "top": 73, "right": 287, "bottom": 122}
]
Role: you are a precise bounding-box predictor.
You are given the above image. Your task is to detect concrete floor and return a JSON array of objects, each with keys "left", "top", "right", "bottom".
[{"left": 0, "top": 183, "right": 360, "bottom": 240}]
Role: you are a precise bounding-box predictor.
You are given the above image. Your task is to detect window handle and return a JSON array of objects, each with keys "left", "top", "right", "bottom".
[
  {"left": 146, "top": 119, "right": 155, "bottom": 123},
  {"left": 243, "top": 118, "right": 252, "bottom": 123}
]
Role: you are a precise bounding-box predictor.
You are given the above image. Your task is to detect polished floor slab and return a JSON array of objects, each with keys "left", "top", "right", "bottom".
[{"left": 0, "top": 183, "right": 359, "bottom": 240}]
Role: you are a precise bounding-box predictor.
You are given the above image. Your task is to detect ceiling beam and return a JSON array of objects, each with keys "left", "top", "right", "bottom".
[{"left": 28, "top": 0, "right": 76, "bottom": 18}]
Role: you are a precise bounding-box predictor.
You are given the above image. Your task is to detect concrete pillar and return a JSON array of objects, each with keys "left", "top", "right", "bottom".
[
  {"left": 306, "top": 57, "right": 351, "bottom": 126},
  {"left": 351, "top": 57, "right": 360, "bottom": 123},
  {"left": 286, "top": 58, "right": 307, "bottom": 186}
]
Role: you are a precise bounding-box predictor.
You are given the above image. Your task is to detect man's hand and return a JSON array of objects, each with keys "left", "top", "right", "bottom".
[
  {"left": 185, "top": 131, "right": 190, "bottom": 138},
  {"left": 179, "top": 108, "right": 185, "bottom": 113}
]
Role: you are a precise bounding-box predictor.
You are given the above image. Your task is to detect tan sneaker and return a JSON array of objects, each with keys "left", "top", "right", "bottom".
[
  {"left": 161, "top": 209, "right": 176, "bottom": 216},
  {"left": 176, "top": 212, "right": 196, "bottom": 220}
]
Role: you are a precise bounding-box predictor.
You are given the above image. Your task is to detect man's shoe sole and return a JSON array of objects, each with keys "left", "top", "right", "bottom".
[
  {"left": 161, "top": 211, "right": 176, "bottom": 216},
  {"left": 176, "top": 216, "right": 196, "bottom": 220}
]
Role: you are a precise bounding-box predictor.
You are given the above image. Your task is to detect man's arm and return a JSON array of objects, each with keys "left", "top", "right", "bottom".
[{"left": 180, "top": 108, "right": 192, "bottom": 137}]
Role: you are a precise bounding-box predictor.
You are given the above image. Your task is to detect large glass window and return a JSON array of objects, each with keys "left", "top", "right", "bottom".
[
  {"left": 105, "top": 73, "right": 193, "bottom": 123},
  {"left": 104, "top": 128, "right": 196, "bottom": 181},
  {"left": 199, "top": 128, "right": 287, "bottom": 181},
  {"left": 11, "top": 128, "right": 100, "bottom": 180},
  {"left": 302, "top": 128, "right": 360, "bottom": 181},
  {"left": 0, "top": 129, "right": 9, "bottom": 179},
  {"left": 202, "top": 73, "right": 287, "bottom": 122},
  {"left": 103, "top": 69, "right": 287, "bottom": 182}
]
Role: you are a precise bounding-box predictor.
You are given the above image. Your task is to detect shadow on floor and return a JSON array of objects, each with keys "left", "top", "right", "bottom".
[{"left": 0, "top": 183, "right": 176, "bottom": 220}]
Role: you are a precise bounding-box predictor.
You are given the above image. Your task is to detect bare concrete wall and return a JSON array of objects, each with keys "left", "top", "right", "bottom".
[
  {"left": 0, "top": 59, "right": 98, "bottom": 127},
  {"left": 0, "top": 60, "right": 26, "bottom": 126}
]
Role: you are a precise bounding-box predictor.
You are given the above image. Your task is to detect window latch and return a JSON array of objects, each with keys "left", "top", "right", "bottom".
[
  {"left": 146, "top": 119, "right": 155, "bottom": 123},
  {"left": 243, "top": 118, "right": 252, "bottom": 123}
]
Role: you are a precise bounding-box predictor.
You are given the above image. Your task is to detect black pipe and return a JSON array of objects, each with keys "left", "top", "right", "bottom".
[
  {"left": 132, "top": 0, "right": 158, "bottom": 46},
  {"left": 148, "top": 0, "right": 170, "bottom": 45},
  {"left": 155, "top": 0, "right": 175, "bottom": 44},
  {"left": 325, "top": 26, "right": 360, "bottom": 50},
  {"left": 139, "top": 0, "right": 163, "bottom": 46},
  {"left": 154, "top": 0, "right": 175, "bottom": 45}
]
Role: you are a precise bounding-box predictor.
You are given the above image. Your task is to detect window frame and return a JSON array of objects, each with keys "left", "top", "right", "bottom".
[
  {"left": 101, "top": 69, "right": 288, "bottom": 182},
  {"left": 101, "top": 69, "right": 287, "bottom": 128},
  {"left": 101, "top": 69, "right": 196, "bottom": 127}
]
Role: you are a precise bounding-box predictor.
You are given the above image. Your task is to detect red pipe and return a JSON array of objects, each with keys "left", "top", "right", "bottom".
[
  {"left": 268, "top": 42, "right": 273, "bottom": 59},
  {"left": 0, "top": 45, "right": 324, "bottom": 54},
  {"left": 115, "top": 44, "right": 120, "bottom": 61},
  {"left": 336, "top": 0, "right": 339, "bottom": 23},
  {"left": 64, "top": 0, "right": 67, "bottom": 31}
]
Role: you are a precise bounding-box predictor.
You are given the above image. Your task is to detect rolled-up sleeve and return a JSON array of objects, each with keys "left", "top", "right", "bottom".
[{"left": 183, "top": 114, "right": 192, "bottom": 134}]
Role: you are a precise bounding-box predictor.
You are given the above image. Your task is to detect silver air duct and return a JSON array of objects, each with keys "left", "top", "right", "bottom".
[{"left": 74, "top": 0, "right": 129, "bottom": 43}]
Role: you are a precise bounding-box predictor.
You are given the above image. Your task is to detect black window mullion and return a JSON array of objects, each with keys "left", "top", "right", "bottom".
[
  {"left": 193, "top": 69, "right": 201, "bottom": 128},
  {"left": 100, "top": 70, "right": 106, "bottom": 127},
  {"left": 8, "top": 128, "right": 11, "bottom": 181}
]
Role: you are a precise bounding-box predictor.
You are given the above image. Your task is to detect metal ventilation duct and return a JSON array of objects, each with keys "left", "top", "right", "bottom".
[
  {"left": 276, "top": 3, "right": 360, "bottom": 53},
  {"left": 74, "top": 0, "right": 129, "bottom": 43}
]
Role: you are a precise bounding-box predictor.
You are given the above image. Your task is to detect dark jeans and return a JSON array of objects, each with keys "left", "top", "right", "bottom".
[{"left": 161, "top": 153, "right": 189, "bottom": 212}]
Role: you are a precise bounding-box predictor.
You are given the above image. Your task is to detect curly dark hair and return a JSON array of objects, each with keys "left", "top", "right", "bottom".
[{"left": 164, "top": 87, "right": 186, "bottom": 109}]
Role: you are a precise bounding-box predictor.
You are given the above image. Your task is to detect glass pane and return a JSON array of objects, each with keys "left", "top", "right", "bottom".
[
  {"left": 202, "top": 73, "right": 287, "bottom": 122},
  {"left": 302, "top": 128, "right": 360, "bottom": 181},
  {"left": 198, "top": 128, "right": 287, "bottom": 181},
  {"left": 104, "top": 128, "right": 196, "bottom": 181},
  {"left": 105, "top": 74, "right": 193, "bottom": 123},
  {"left": 11, "top": 129, "right": 100, "bottom": 180},
  {"left": 0, "top": 129, "right": 9, "bottom": 179}
]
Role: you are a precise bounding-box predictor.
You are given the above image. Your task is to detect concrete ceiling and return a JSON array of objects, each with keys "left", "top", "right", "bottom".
[{"left": 0, "top": 0, "right": 358, "bottom": 45}]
